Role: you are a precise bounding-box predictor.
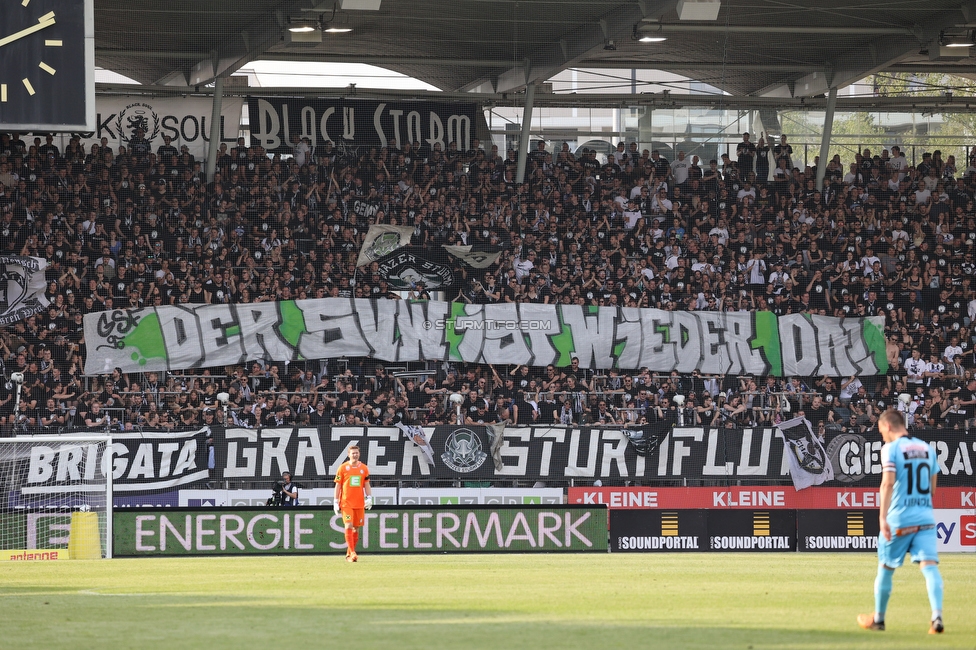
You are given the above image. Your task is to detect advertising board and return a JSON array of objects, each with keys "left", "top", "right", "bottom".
[
  {"left": 609, "top": 510, "right": 707, "bottom": 552},
  {"left": 797, "top": 510, "right": 880, "bottom": 551},
  {"left": 113, "top": 506, "right": 608, "bottom": 556},
  {"left": 568, "top": 486, "right": 973, "bottom": 510}
]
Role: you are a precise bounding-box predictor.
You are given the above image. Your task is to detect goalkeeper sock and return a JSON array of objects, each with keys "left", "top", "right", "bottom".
[
  {"left": 920, "top": 564, "right": 943, "bottom": 619},
  {"left": 874, "top": 565, "right": 894, "bottom": 623},
  {"left": 344, "top": 528, "right": 354, "bottom": 553},
  {"left": 351, "top": 528, "right": 359, "bottom": 551}
]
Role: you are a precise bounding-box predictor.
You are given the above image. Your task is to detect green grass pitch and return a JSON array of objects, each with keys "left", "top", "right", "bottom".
[{"left": 1, "top": 554, "right": 974, "bottom": 649}]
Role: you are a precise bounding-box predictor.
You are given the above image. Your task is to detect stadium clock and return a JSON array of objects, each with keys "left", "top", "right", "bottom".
[{"left": 0, "top": 0, "right": 95, "bottom": 131}]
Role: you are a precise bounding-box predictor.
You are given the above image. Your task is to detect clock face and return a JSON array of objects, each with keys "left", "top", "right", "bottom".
[{"left": 0, "top": 0, "right": 93, "bottom": 131}]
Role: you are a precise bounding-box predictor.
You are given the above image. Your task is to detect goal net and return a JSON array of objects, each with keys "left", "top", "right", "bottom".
[{"left": 0, "top": 436, "right": 113, "bottom": 560}]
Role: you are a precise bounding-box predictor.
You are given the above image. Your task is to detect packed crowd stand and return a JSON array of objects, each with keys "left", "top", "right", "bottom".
[{"left": 1, "top": 128, "right": 975, "bottom": 438}]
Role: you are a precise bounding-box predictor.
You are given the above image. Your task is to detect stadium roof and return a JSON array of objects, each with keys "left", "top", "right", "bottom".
[{"left": 94, "top": 0, "right": 976, "bottom": 99}]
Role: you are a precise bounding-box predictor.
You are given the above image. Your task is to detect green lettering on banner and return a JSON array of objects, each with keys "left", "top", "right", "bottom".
[
  {"left": 751, "top": 311, "right": 782, "bottom": 377},
  {"left": 277, "top": 301, "right": 308, "bottom": 351},
  {"left": 655, "top": 321, "right": 671, "bottom": 344},
  {"left": 549, "top": 308, "right": 577, "bottom": 368},
  {"left": 84, "top": 299, "right": 887, "bottom": 377},
  {"left": 444, "top": 301, "right": 468, "bottom": 360},
  {"left": 121, "top": 312, "right": 167, "bottom": 367},
  {"left": 862, "top": 318, "right": 888, "bottom": 375},
  {"left": 112, "top": 507, "right": 608, "bottom": 556}
]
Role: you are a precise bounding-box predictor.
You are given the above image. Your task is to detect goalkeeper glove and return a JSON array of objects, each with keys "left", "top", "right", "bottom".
[
  {"left": 333, "top": 500, "right": 341, "bottom": 515},
  {"left": 365, "top": 495, "right": 373, "bottom": 511}
]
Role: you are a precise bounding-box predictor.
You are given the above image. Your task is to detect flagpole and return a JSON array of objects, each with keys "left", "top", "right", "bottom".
[{"left": 11, "top": 372, "right": 24, "bottom": 432}]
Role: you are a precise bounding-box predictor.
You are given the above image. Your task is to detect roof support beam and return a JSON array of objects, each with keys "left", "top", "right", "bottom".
[
  {"left": 258, "top": 54, "right": 514, "bottom": 67},
  {"left": 96, "top": 50, "right": 212, "bottom": 59},
  {"left": 515, "top": 84, "right": 536, "bottom": 183},
  {"left": 489, "top": 1, "right": 678, "bottom": 93},
  {"left": 206, "top": 77, "right": 225, "bottom": 182},
  {"left": 815, "top": 86, "right": 838, "bottom": 192},
  {"left": 93, "top": 84, "right": 976, "bottom": 113},
  {"left": 758, "top": 7, "right": 969, "bottom": 98},
  {"left": 641, "top": 24, "right": 913, "bottom": 35},
  {"left": 156, "top": 54, "right": 976, "bottom": 83},
  {"left": 255, "top": 53, "right": 825, "bottom": 73},
  {"left": 156, "top": 0, "right": 311, "bottom": 87}
]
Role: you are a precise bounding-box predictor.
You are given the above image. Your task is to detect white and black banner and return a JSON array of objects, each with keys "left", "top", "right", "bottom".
[
  {"left": 247, "top": 97, "right": 478, "bottom": 155},
  {"left": 9, "top": 426, "right": 971, "bottom": 498},
  {"left": 207, "top": 425, "right": 975, "bottom": 487},
  {"left": 82, "top": 298, "right": 889, "bottom": 377},
  {"left": 15, "top": 428, "right": 209, "bottom": 495},
  {"left": 80, "top": 96, "right": 244, "bottom": 160},
  {"left": 375, "top": 246, "right": 455, "bottom": 290},
  {"left": 777, "top": 417, "right": 834, "bottom": 490},
  {"left": 0, "top": 256, "right": 49, "bottom": 325}
]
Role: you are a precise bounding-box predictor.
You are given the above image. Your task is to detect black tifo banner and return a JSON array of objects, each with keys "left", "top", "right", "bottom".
[
  {"left": 247, "top": 98, "right": 479, "bottom": 156},
  {"left": 610, "top": 509, "right": 883, "bottom": 552},
  {"left": 209, "top": 425, "right": 973, "bottom": 486},
  {"left": 16, "top": 426, "right": 973, "bottom": 497}
]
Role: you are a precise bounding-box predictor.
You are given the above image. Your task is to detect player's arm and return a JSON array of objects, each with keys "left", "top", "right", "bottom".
[
  {"left": 878, "top": 464, "right": 895, "bottom": 542},
  {"left": 333, "top": 470, "right": 343, "bottom": 513},
  {"left": 363, "top": 474, "right": 373, "bottom": 510}
]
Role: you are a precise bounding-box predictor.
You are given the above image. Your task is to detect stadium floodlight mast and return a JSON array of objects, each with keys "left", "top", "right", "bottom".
[
  {"left": 449, "top": 392, "right": 464, "bottom": 425},
  {"left": 217, "top": 392, "right": 230, "bottom": 424},
  {"left": 10, "top": 372, "right": 24, "bottom": 432},
  {"left": 673, "top": 394, "right": 686, "bottom": 426},
  {"left": 898, "top": 393, "right": 912, "bottom": 427}
]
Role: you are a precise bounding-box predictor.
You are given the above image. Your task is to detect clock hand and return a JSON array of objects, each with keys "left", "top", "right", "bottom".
[{"left": 0, "top": 15, "right": 56, "bottom": 49}]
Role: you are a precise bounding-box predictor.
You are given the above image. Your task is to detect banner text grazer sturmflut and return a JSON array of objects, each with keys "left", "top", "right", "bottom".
[
  {"left": 83, "top": 298, "right": 887, "bottom": 377},
  {"left": 208, "top": 425, "right": 974, "bottom": 486},
  {"left": 9, "top": 427, "right": 971, "bottom": 497}
]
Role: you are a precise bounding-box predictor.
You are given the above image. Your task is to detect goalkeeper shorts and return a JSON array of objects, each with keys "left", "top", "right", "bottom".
[{"left": 341, "top": 508, "right": 365, "bottom": 527}]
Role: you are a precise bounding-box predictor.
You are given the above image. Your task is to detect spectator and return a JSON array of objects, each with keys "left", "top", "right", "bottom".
[{"left": 1, "top": 129, "right": 973, "bottom": 434}]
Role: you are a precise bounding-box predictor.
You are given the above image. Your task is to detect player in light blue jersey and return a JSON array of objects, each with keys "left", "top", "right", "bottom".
[{"left": 858, "top": 409, "right": 944, "bottom": 634}]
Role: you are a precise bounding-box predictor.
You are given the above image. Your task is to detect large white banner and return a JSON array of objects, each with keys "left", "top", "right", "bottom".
[
  {"left": 79, "top": 96, "right": 244, "bottom": 160},
  {"left": 83, "top": 298, "right": 888, "bottom": 377}
]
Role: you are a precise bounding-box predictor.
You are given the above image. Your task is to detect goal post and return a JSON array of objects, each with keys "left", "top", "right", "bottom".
[{"left": 0, "top": 435, "right": 113, "bottom": 560}]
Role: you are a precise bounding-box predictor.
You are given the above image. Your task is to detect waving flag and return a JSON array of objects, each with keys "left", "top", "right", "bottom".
[
  {"left": 0, "top": 256, "right": 49, "bottom": 325},
  {"left": 397, "top": 422, "right": 436, "bottom": 467},
  {"left": 356, "top": 224, "right": 415, "bottom": 267},
  {"left": 442, "top": 244, "right": 501, "bottom": 269},
  {"left": 777, "top": 416, "right": 834, "bottom": 490}
]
